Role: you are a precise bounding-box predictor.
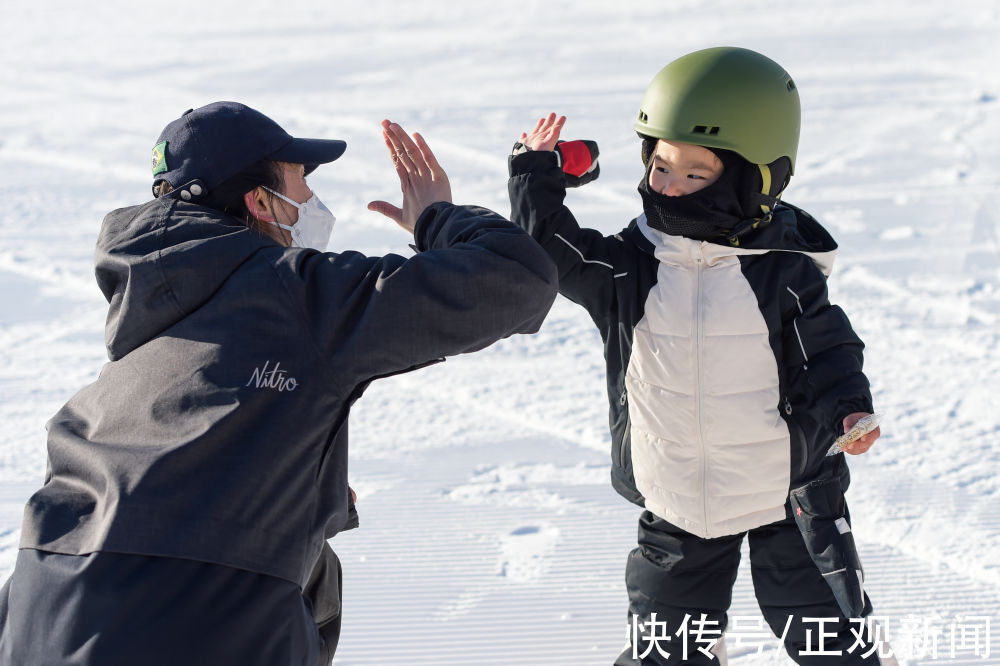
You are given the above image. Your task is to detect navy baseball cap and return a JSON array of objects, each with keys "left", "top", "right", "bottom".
[{"left": 150, "top": 101, "right": 346, "bottom": 200}]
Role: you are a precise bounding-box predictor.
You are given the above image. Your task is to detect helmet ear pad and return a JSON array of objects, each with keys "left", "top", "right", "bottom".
[
  {"left": 704, "top": 149, "right": 791, "bottom": 200},
  {"left": 639, "top": 134, "right": 658, "bottom": 166},
  {"left": 763, "top": 156, "right": 792, "bottom": 198},
  {"left": 706, "top": 149, "right": 792, "bottom": 220}
]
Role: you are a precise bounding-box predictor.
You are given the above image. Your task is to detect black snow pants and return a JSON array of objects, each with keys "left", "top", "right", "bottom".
[
  {"left": 614, "top": 500, "right": 878, "bottom": 665},
  {"left": 0, "top": 544, "right": 344, "bottom": 666}
]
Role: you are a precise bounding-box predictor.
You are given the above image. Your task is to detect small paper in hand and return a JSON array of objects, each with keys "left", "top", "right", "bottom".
[{"left": 826, "top": 413, "right": 883, "bottom": 456}]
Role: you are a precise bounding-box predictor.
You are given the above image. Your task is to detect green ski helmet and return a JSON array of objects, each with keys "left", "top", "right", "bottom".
[{"left": 634, "top": 46, "right": 800, "bottom": 174}]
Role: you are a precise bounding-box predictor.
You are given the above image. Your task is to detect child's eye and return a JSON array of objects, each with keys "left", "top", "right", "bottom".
[
  {"left": 656, "top": 166, "right": 670, "bottom": 174},
  {"left": 687, "top": 174, "right": 705, "bottom": 180}
]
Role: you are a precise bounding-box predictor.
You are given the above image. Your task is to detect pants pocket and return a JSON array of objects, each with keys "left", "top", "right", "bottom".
[
  {"left": 302, "top": 544, "right": 343, "bottom": 665},
  {"left": 788, "top": 475, "right": 865, "bottom": 618}
]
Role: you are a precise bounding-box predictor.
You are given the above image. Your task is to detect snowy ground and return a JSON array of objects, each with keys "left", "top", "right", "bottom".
[{"left": 1, "top": 1, "right": 998, "bottom": 664}]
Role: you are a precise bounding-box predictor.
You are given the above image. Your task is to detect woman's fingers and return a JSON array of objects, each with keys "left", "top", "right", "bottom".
[
  {"left": 412, "top": 132, "right": 445, "bottom": 179},
  {"left": 382, "top": 126, "right": 411, "bottom": 190},
  {"left": 384, "top": 122, "right": 424, "bottom": 178},
  {"left": 376, "top": 120, "right": 453, "bottom": 234},
  {"left": 367, "top": 200, "right": 403, "bottom": 224},
  {"left": 407, "top": 129, "right": 452, "bottom": 207},
  {"left": 382, "top": 125, "right": 415, "bottom": 177}
]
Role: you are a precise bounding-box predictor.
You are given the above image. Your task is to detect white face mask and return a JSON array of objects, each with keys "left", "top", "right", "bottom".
[{"left": 262, "top": 186, "right": 336, "bottom": 250}]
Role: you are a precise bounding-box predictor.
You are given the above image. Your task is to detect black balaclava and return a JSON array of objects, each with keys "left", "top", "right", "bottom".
[{"left": 638, "top": 139, "right": 789, "bottom": 245}]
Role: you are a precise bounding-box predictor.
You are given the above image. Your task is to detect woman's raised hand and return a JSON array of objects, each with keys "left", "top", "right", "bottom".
[{"left": 368, "top": 120, "right": 453, "bottom": 234}]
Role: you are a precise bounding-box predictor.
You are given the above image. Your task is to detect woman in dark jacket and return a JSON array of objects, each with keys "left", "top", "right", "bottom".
[{"left": 0, "top": 102, "right": 557, "bottom": 665}]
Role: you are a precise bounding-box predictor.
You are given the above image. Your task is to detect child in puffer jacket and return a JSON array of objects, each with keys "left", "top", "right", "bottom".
[{"left": 508, "top": 47, "right": 891, "bottom": 665}]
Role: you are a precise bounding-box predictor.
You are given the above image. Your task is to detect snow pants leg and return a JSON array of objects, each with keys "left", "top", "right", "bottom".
[
  {"left": 614, "top": 511, "right": 742, "bottom": 665},
  {"left": 748, "top": 508, "right": 878, "bottom": 665},
  {"left": 614, "top": 508, "right": 880, "bottom": 665}
]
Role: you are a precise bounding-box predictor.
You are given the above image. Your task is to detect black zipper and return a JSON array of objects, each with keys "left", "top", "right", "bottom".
[
  {"left": 618, "top": 388, "right": 628, "bottom": 467},
  {"left": 782, "top": 395, "right": 809, "bottom": 478}
]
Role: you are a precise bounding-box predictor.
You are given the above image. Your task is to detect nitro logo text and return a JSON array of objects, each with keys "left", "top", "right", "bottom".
[{"left": 247, "top": 360, "right": 298, "bottom": 392}]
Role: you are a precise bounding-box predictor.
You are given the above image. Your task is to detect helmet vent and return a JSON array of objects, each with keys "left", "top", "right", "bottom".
[
  {"left": 786, "top": 78, "right": 796, "bottom": 92},
  {"left": 638, "top": 110, "right": 649, "bottom": 122},
  {"left": 691, "top": 125, "right": 720, "bottom": 136}
]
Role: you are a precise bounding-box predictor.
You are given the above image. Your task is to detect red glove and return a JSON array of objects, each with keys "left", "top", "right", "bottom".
[
  {"left": 555, "top": 139, "right": 600, "bottom": 187},
  {"left": 511, "top": 138, "right": 600, "bottom": 188}
]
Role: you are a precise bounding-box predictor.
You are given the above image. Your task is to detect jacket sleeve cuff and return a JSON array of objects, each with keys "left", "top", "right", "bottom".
[
  {"left": 508, "top": 150, "right": 561, "bottom": 177},
  {"left": 831, "top": 396, "right": 875, "bottom": 438},
  {"left": 412, "top": 201, "right": 454, "bottom": 252}
]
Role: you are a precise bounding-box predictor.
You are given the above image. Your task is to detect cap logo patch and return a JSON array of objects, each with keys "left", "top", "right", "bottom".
[{"left": 151, "top": 141, "right": 168, "bottom": 175}]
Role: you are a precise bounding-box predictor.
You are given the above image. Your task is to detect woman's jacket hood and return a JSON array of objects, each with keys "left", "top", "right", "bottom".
[{"left": 96, "top": 198, "right": 275, "bottom": 360}]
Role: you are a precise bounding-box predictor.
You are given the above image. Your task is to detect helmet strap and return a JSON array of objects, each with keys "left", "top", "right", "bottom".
[
  {"left": 726, "top": 214, "right": 772, "bottom": 247},
  {"left": 758, "top": 163, "right": 774, "bottom": 219},
  {"left": 726, "top": 163, "right": 781, "bottom": 247}
]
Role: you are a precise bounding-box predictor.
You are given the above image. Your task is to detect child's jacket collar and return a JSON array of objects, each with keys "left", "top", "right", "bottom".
[{"left": 624, "top": 202, "right": 839, "bottom": 277}]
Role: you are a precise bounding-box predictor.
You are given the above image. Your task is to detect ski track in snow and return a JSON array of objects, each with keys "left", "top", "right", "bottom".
[{"left": 1, "top": 1, "right": 999, "bottom": 664}]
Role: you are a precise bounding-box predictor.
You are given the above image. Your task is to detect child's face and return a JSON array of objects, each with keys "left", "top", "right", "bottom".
[{"left": 648, "top": 139, "right": 724, "bottom": 196}]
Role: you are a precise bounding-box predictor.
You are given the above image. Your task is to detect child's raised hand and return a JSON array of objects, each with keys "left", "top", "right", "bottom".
[
  {"left": 840, "top": 412, "right": 881, "bottom": 455},
  {"left": 520, "top": 113, "right": 566, "bottom": 152}
]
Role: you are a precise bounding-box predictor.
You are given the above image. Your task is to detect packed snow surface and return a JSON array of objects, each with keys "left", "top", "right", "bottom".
[{"left": 1, "top": 1, "right": 998, "bottom": 664}]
